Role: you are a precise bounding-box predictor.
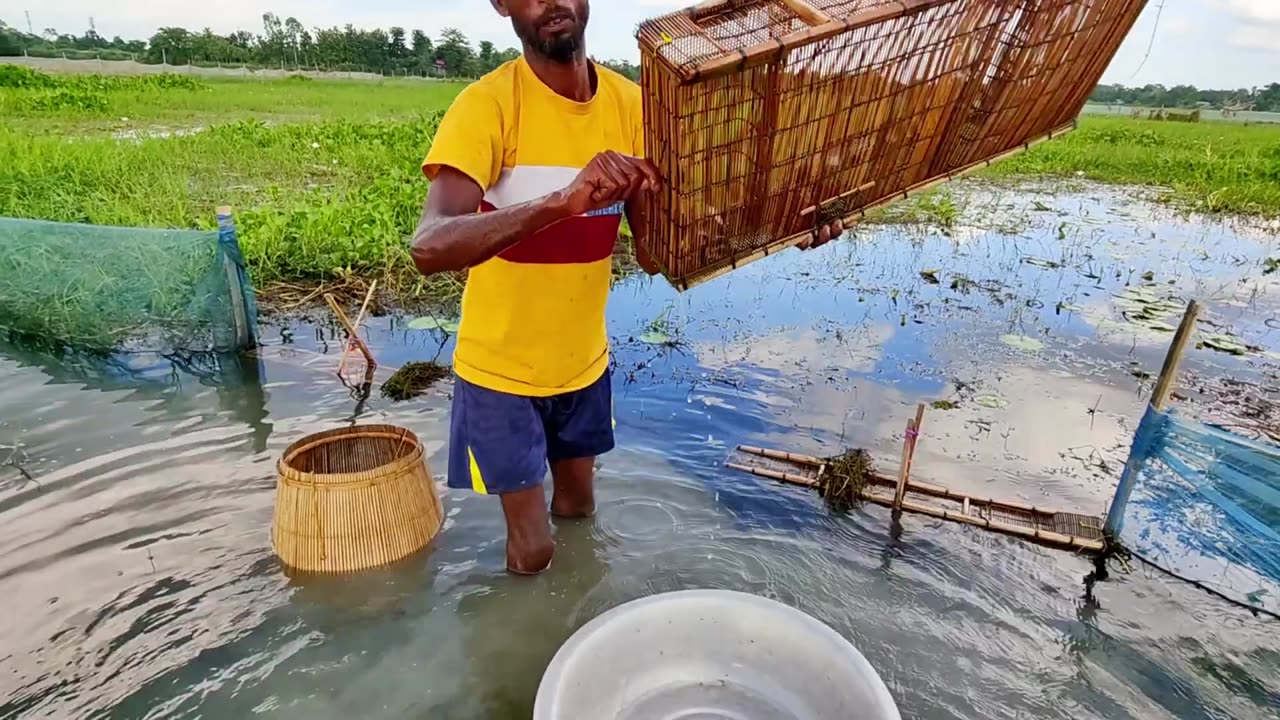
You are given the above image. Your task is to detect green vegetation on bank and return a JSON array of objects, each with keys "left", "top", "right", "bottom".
[
  {"left": 988, "top": 118, "right": 1280, "bottom": 215},
  {"left": 2, "top": 71, "right": 1279, "bottom": 309}
]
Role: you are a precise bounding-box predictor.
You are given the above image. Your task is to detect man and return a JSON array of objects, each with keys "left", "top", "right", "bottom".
[{"left": 412, "top": 0, "right": 843, "bottom": 574}]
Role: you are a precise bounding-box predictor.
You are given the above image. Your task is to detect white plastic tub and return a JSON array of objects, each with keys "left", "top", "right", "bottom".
[{"left": 534, "top": 589, "right": 900, "bottom": 720}]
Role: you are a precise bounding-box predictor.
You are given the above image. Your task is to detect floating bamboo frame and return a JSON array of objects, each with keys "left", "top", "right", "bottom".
[
  {"left": 730, "top": 434, "right": 1106, "bottom": 554},
  {"left": 637, "top": 0, "right": 1148, "bottom": 290}
]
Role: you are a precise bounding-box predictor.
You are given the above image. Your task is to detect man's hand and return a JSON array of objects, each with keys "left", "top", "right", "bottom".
[
  {"left": 797, "top": 219, "right": 845, "bottom": 251},
  {"left": 557, "top": 151, "right": 660, "bottom": 217}
]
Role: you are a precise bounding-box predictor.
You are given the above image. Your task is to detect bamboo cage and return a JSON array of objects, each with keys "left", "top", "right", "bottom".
[
  {"left": 637, "top": 0, "right": 1150, "bottom": 289},
  {"left": 273, "top": 424, "right": 443, "bottom": 573}
]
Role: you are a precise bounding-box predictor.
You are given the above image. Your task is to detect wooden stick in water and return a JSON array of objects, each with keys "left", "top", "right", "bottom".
[
  {"left": 325, "top": 292, "right": 376, "bottom": 374},
  {"left": 892, "top": 404, "right": 927, "bottom": 515},
  {"left": 736, "top": 445, "right": 824, "bottom": 467},
  {"left": 1151, "top": 300, "right": 1200, "bottom": 411},
  {"left": 338, "top": 281, "right": 378, "bottom": 375},
  {"left": 726, "top": 462, "right": 818, "bottom": 488}
]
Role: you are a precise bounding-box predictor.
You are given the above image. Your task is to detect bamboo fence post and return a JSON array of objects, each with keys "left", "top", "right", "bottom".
[
  {"left": 892, "top": 403, "right": 927, "bottom": 517},
  {"left": 1104, "top": 300, "right": 1200, "bottom": 536}
]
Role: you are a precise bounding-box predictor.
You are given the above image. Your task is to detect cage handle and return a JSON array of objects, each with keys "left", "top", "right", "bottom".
[{"left": 777, "top": 0, "right": 832, "bottom": 26}]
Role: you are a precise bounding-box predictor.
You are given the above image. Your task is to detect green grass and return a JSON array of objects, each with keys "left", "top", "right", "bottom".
[
  {"left": 987, "top": 116, "right": 1280, "bottom": 216},
  {"left": 2, "top": 72, "right": 1279, "bottom": 325}
]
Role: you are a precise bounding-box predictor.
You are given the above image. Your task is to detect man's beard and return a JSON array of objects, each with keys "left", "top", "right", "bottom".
[{"left": 513, "top": 8, "right": 588, "bottom": 63}]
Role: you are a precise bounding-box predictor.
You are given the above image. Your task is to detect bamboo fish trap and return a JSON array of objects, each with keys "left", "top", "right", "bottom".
[
  {"left": 637, "top": 0, "right": 1149, "bottom": 289},
  {"left": 273, "top": 424, "right": 443, "bottom": 573}
]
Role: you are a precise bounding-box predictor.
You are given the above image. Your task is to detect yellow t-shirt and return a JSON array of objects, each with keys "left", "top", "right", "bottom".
[{"left": 422, "top": 57, "right": 643, "bottom": 397}]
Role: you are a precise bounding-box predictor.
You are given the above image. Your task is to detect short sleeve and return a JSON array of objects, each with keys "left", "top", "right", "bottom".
[{"left": 422, "top": 83, "right": 504, "bottom": 191}]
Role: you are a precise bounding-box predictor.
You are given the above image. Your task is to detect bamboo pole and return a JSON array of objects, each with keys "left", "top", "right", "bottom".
[
  {"left": 861, "top": 493, "right": 1105, "bottom": 552},
  {"left": 1104, "top": 300, "right": 1200, "bottom": 535},
  {"left": 800, "top": 181, "right": 878, "bottom": 218},
  {"left": 893, "top": 404, "right": 926, "bottom": 516},
  {"left": 726, "top": 462, "right": 819, "bottom": 488},
  {"left": 737, "top": 445, "right": 823, "bottom": 467},
  {"left": 325, "top": 293, "right": 376, "bottom": 372},
  {"left": 1151, "top": 301, "right": 1200, "bottom": 411},
  {"left": 338, "top": 281, "right": 378, "bottom": 376}
]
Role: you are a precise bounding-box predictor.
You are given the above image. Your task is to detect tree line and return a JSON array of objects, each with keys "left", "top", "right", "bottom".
[
  {"left": 0, "top": 14, "right": 640, "bottom": 80},
  {"left": 1089, "top": 83, "right": 1280, "bottom": 112}
]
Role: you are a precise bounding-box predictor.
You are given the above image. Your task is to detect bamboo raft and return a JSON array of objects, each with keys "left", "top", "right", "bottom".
[{"left": 726, "top": 407, "right": 1106, "bottom": 553}]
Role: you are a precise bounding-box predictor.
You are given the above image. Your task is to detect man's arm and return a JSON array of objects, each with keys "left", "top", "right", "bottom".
[{"left": 412, "top": 151, "right": 660, "bottom": 276}]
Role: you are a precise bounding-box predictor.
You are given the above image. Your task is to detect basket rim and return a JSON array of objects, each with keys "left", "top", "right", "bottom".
[{"left": 278, "top": 424, "right": 425, "bottom": 484}]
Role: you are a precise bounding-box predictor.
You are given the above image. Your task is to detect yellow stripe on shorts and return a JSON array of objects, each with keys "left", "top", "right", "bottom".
[{"left": 468, "top": 447, "right": 488, "bottom": 495}]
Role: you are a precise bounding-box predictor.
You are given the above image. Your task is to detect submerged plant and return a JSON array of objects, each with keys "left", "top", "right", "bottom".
[{"left": 380, "top": 361, "right": 450, "bottom": 401}]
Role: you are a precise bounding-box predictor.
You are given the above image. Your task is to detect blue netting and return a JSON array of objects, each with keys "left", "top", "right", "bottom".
[{"left": 1108, "top": 407, "right": 1280, "bottom": 617}]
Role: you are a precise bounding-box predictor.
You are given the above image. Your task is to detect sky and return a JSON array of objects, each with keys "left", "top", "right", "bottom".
[{"left": 3, "top": 1, "right": 1278, "bottom": 89}]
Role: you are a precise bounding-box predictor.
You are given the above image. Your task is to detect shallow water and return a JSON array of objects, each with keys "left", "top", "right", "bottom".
[{"left": 2, "top": 185, "right": 1278, "bottom": 719}]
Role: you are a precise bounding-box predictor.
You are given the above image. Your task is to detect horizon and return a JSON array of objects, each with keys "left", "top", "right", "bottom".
[{"left": 4, "top": 1, "right": 1279, "bottom": 89}]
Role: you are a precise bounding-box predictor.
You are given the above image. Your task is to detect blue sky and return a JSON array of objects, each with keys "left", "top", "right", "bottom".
[{"left": 7, "top": 1, "right": 1279, "bottom": 89}]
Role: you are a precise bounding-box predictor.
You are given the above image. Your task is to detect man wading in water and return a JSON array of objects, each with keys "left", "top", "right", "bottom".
[{"left": 412, "top": 0, "right": 843, "bottom": 574}]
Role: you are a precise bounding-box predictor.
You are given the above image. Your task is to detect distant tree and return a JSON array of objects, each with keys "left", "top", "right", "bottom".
[
  {"left": 435, "top": 27, "right": 476, "bottom": 76},
  {"left": 389, "top": 26, "right": 408, "bottom": 60},
  {"left": 147, "top": 27, "right": 193, "bottom": 64}
]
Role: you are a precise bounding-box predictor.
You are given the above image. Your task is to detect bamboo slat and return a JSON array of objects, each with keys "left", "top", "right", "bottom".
[
  {"left": 637, "top": 0, "right": 1146, "bottom": 290},
  {"left": 272, "top": 424, "right": 443, "bottom": 573},
  {"left": 729, "top": 443, "right": 1106, "bottom": 553}
]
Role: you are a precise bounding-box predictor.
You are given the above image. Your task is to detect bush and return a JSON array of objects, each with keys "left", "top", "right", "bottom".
[
  {"left": 0, "top": 66, "right": 56, "bottom": 89},
  {"left": 19, "top": 86, "right": 109, "bottom": 112}
]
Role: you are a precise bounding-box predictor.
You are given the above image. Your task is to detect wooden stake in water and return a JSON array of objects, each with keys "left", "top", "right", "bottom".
[
  {"left": 892, "top": 403, "right": 927, "bottom": 518},
  {"left": 325, "top": 286, "right": 377, "bottom": 377}
]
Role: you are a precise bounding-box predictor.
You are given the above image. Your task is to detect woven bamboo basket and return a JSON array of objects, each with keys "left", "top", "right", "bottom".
[
  {"left": 273, "top": 424, "right": 443, "bottom": 573},
  {"left": 636, "top": 0, "right": 1149, "bottom": 289}
]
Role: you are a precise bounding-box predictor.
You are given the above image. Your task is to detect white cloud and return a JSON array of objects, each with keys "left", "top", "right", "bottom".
[
  {"left": 1217, "top": 0, "right": 1280, "bottom": 23},
  {"left": 1227, "top": 26, "right": 1279, "bottom": 51}
]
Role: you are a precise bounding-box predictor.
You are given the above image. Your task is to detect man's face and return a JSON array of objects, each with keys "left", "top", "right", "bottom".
[{"left": 495, "top": 0, "right": 590, "bottom": 63}]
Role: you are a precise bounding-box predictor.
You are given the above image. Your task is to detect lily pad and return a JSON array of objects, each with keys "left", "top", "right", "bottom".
[
  {"left": 1001, "top": 334, "right": 1045, "bottom": 351},
  {"left": 638, "top": 331, "right": 675, "bottom": 346},
  {"left": 1201, "top": 334, "right": 1249, "bottom": 355},
  {"left": 407, "top": 316, "right": 460, "bottom": 333},
  {"left": 975, "top": 394, "right": 1010, "bottom": 409},
  {"left": 930, "top": 399, "right": 960, "bottom": 411},
  {"left": 1139, "top": 319, "right": 1177, "bottom": 333}
]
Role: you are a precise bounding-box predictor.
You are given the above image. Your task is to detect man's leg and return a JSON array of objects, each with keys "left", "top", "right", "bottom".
[
  {"left": 500, "top": 485, "right": 555, "bottom": 574},
  {"left": 447, "top": 376, "right": 554, "bottom": 574},
  {"left": 550, "top": 457, "right": 596, "bottom": 518},
  {"left": 543, "top": 369, "right": 614, "bottom": 519}
]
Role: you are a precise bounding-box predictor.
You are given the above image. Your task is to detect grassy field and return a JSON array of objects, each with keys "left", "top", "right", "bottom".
[{"left": 1, "top": 70, "right": 1278, "bottom": 309}]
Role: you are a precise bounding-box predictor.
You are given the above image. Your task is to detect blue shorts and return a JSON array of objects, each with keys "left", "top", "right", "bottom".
[{"left": 447, "top": 369, "right": 614, "bottom": 495}]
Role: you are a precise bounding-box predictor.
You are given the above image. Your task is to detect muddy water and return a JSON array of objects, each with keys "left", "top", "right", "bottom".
[{"left": 1, "top": 185, "right": 1278, "bottom": 719}]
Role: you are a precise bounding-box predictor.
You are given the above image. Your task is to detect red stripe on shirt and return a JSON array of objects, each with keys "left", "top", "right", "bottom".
[{"left": 480, "top": 201, "right": 620, "bottom": 265}]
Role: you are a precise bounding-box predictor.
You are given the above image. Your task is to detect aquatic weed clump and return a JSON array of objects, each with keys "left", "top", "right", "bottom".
[
  {"left": 820, "top": 449, "right": 876, "bottom": 513},
  {"left": 380, "top": 361, "right": 449, "bottom": 401}
]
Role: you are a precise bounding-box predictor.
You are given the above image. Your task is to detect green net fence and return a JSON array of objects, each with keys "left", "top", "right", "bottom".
[{"left": 0, "top": 215, "right": 258, "bottom": 353}]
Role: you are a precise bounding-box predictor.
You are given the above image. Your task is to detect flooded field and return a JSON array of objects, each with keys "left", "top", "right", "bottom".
[{"left": 1, "top": 184, "right": 1277, "bottom": 719}]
